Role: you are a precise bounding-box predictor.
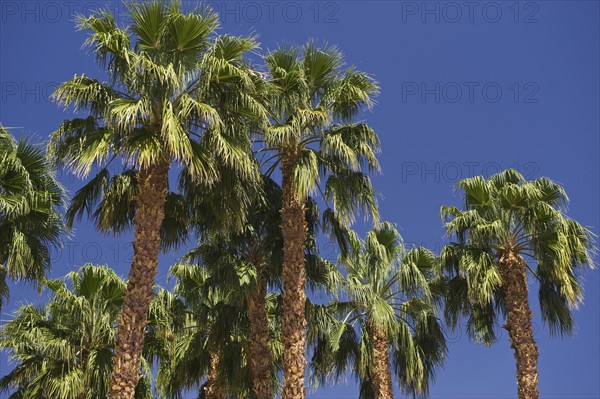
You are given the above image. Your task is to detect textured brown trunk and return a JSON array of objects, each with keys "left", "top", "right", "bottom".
[
  {"left": 108, "top": 160, "right": 169, "bottom": 399},
  {"left": 248, "top": 272, "right": 274, "bottom": 398},
  {"left": 499, "top": 250, "right": 539, "bottom": 399},
  {"left": 204, "top": 352, "right": 226, "bottom": 399},
  {"left": 368, "top": 321, "right": 394, "bottom": 399},
  {"left": 280, "top": 150, "right": 308, "bottom": 399}
]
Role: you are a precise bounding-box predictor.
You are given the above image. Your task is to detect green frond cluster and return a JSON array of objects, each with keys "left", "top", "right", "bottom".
[
  {"left": 49, "top": 0, "right": 265, "bottom": 191},
  {"left": 309, "top": 223, "right": 446, "bottom": 397},
  {"left": 262, "top": 42, "right": 380, "bottom": 226},
  {"left": 155, "top": 262, "right": 261, "bottom": 397},
  {"left": 0, "top": 126, "right": 65, "bottom": 309},
  {"left": 0, "top": 265, "right": 168, "bottom": 399},
  {"left": 440, "top": 169, "right": 596, "bottom": 342}
]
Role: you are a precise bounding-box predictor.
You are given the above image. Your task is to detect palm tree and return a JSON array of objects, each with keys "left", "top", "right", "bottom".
[
  {"left": 310, "top": 223, "right": 446, "bottom": 398},
  {"left": 0, "top": 126, "right": 64, "bottom": 309},
  {"left": 163, "top": 262, "right": 259, "bottom": 398},
  {"left": 439, "top": 169, "right": 596, "bottom": 399},
  {"left": 262, "top": 42, "right": 380, "bottom": 398},
  {"left": 0, "top": 265, "right": 157, "bottom": 399},
  {"left": 190, "top": 175, "right": 282, "bottom": 399},
  {"left": 48, "top": 2, "right": 264, "bottom": 397}
]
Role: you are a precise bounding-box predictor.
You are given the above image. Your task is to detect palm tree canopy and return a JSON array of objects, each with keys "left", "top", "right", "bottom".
[
  {"left": 261, "top": 42, "right": 380, "bottom": 227},
  {"left": 440, "top": 169, "right": 596, "bottom": 343},
  {"left": 310, "top": 222, "right": 446, "bottom": 397},
  {"left": 50, "top": 0, "right": 274, "bottom": 255},
  {"left": 0, "top": 265, "right": 164, "bottom": 399},
  {"left": 0, "top": 126, "right": 65, "bottom": 309},
  {"left": 48, "top": 0, "right": 265, "bottom": 187}
]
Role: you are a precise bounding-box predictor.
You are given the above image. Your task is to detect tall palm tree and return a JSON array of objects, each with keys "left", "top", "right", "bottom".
[
  {"left": 0, "top": 265, "right": 158, "bottom": 399},
  {"left": 262, "top": 42, "right": 380, "bottom": 398},
  {"left": 0, "top": 126, "right": 64, "bottom": 309},
  {"left": 310, "top": 223, "right": 446, "bottom": 398},
  {"left": 48, "top": 2, "right": 264, "bottom": 397},
  {"left": 439, "top": 169, "right": 596, "bottom": 399}
]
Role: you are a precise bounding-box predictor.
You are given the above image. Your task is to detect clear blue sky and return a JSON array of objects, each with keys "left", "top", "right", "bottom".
[{"left": 1, "top": 1, "right": 599, "bottom": 398}]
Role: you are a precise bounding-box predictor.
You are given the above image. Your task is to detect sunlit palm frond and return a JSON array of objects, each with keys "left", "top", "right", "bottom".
[
  {"left": 0, "top": 127, "right": 65, "bottom": 310},
  {"left": 0, "top": 265, "right": 163, "bottom": 399}
]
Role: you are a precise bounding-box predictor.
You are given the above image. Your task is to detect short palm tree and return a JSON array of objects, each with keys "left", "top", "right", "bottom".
[
  {"left": 48, "top": 2, "right": 264, "bottom": 397},
  {"left": 188, "top": 176, "right": 282, "bottom": 399},
  {"left": 0, "top": 126, "right": 64, "bottom": 309},
  {"left": 440, "top": 169, "right": 595, "bottom": 399},
  {"left": 262, "top": 42, "right": 380, "bottom": 398},
  {"left": 310, "top": 223, "right": 446, "bottom": 398},
  {"left": 0, "top": 265, "right": 156, "bottom": 399},
  {"left": 164, "top": 262, "right": 258, "bottom": 398}
]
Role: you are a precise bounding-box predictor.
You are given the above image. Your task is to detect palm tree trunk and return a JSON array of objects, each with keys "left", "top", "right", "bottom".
[
  {"left": 248, "top": 273, "right": 274, "bottom": 398},
  {"left": 280, "top": 150, "right": 308, "bottom": 399},
  {"left": 204, "top": 351, "right": 226, "bottom": 399},
  {"left": 368, "top": 321, "right": 394, "bottom": 399},
  {"left": 499, "top": 251, "right": 539, "bottom": 399},
  {"left": 108, "top": 160, "right": 169, "bottom": 399}
]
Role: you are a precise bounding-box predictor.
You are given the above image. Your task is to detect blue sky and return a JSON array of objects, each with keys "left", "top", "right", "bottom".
[{"left": 1, "top": 1, "right": 599, "bottom": 398}]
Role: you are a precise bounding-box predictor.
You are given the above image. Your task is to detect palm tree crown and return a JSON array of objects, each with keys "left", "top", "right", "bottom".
[
  {"left": 441, "top": 169, "right": 595, "bottom": 340},
  {"left": 263, "top": 42, "right": 380, "bottom": 222},
  {"left": 311, "top": 223, "right": 446, "bottom": 398},
  {"left": 49, "top": 1, "right": 262, "bottom": 185},
  {"left": 0, "top": 265, "right": 155, "bottom": 399},
  {"left": 0, "top": 126, "right": 64, "bottom": 309}
]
